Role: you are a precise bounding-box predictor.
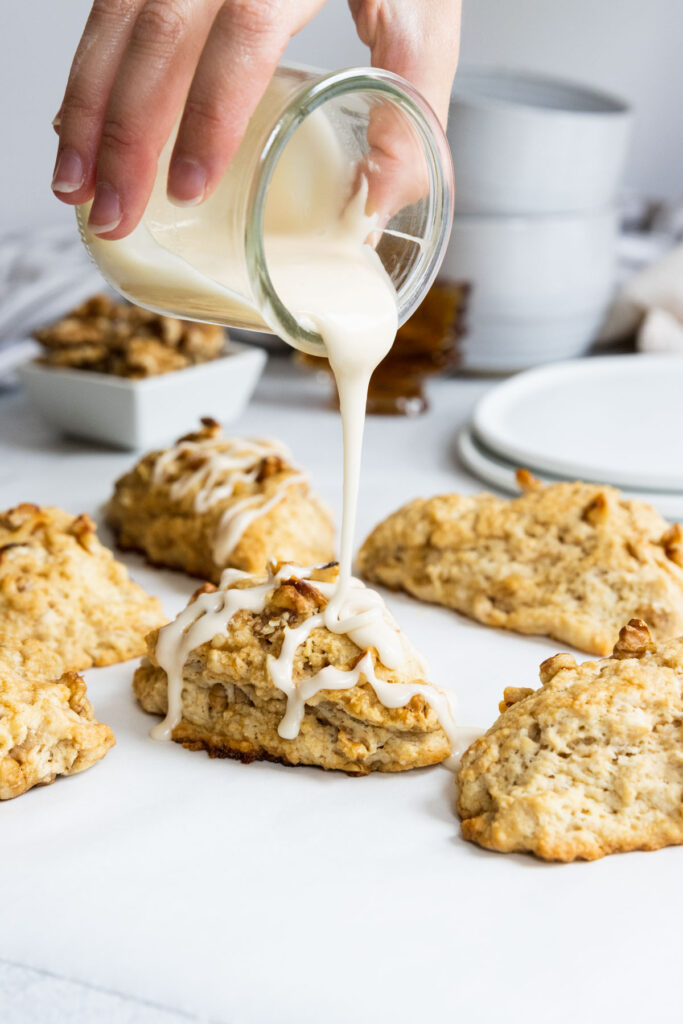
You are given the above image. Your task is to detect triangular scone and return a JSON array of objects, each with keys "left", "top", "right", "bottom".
[
  {"left": 0, "top": 504, "right": 166, "bottom": 675},
  {"left": 0, "top": 636, "right": 115, "bottom": 800},
  {"left": 107, "top": 419, "right": 335, "bottom": 583},
  {"left": 457, "top": 620, "right": 683, "bottom": 861},
  {"left": 358, "top": 472, "right": 683, "bottom": 655},
  {"left": 133, "top": 563, "right": 455, "bottom": 774}
]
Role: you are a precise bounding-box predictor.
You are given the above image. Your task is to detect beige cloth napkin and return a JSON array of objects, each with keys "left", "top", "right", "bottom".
[{"left": 621, "top": 242, "right": 683, "bottom": 353}]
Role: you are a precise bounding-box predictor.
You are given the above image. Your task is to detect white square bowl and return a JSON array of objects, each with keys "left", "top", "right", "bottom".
[{"left": 18, "top": 340, "right": 267, "bottom": 450}]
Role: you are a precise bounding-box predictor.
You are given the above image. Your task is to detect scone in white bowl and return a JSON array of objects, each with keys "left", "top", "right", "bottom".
[{"left": 19, "top": 340, "right": 266, "bottom": 449}]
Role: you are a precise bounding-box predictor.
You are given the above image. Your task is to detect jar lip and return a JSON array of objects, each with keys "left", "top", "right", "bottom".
[{"left": 244, "top": 65, "right": 454, "bottom": 355}]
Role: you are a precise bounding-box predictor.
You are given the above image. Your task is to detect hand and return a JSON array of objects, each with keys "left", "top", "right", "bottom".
[{"left": 52, "top": 0, "right": 461, "bottom": 240}]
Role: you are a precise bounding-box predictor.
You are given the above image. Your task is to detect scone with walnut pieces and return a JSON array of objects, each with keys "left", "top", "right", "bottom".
[
  {"left": 456, "top": 620, "right": 683, "bottom": 861},
  {"left": 107, "top": 419, "right": 335, "bottom": 583},
  {"left": 0, "top": 637, "right": 115, "bottom": 800},
  {"left": 0, "top": 504, "right": 165, "bottom": 675},
  {"left": 358, "top": 471, "right": 683, "bottom": 655},
  {"left": 134, "top": 562, "right": 453, "bottom": 774}
]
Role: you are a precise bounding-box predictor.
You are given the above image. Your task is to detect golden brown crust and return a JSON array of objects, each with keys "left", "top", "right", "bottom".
[
  {"left": 456, "top": 621, "right": 683, "bottom": 861},
  {"left": 358, "top": 479, "right": 683, "bottom": 655},
  {"left": 133, "top": 568, "right": 450, "bottom": 774},
  {"left": 0, "top": 636, "right": 115, "bottom": 800},
  {"left": 173, "top": 731, "right": 367, "bottom": 775},
  {"left": 33, "top": 293, "right": 225, "bottom": 378},
  {"left": 107, "top": 422, "right": 335, "bottom": 582},
  {"left": 0, "top": 504, "right": 166, "bottom": 675}
]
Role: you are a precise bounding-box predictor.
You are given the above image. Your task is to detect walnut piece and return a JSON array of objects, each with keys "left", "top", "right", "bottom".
[
  {"left": 33, "top": 294, "right": 226, "bottom": 379},
  {"left": 498, "top": 686, "right": 535, "bottom": 713},
  {"left": 612, "top": 618, "right": 655, "bottom": 660}
]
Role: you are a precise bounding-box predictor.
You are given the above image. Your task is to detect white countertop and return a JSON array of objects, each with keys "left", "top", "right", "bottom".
[{"left": 1, "top": 358, "right": 680, "bottom": 1024}]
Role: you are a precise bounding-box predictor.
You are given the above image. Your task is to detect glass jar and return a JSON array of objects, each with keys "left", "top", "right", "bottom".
[{"left": 76, "top": 64, "right": 453, "bottom": 357}]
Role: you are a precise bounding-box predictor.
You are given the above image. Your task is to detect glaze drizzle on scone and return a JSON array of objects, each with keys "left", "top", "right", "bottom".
[
  {"left": 150, "top": 429, "right": 308, "bottom": 564},
  {"left": 146, "top": 562, "right": 458, "bottom": 765},
  {"left": 107, "top": 420, "right": 335, "bottom": 582}
]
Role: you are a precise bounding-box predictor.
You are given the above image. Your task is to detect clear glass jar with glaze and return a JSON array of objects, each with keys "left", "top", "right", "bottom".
[{"left": 76, "top": 64, "right": 454, "bottom": 356}]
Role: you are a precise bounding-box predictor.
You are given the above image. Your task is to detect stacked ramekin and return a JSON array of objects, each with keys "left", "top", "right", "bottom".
[{"left": 443, "top": 70, "right": 632, "bottom": 372}]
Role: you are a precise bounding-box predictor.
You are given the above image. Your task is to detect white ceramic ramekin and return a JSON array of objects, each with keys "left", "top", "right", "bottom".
[
  {"left": 19, "top": 340, "right": 266, "bottom": 449},
  {"left": 448, "top": 69, "right": 632, "bottom": 215},
  {"left": 442, "top": 208, "right": 617, "bottom": 371}
]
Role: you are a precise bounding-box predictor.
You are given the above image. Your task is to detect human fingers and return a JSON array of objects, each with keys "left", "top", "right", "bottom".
[
  {"left": 167, "top": 0, "right": 327, "bottom": 205},
  {"left": 350, "top": 0, "right": 461, "bottom": 127},
  {"left": 85, "top": 0, "right": 225, "bottom": 237},
  {"left": 51, "top": 0, "right": 144, "bottom": 206},
  {"left": 350, "top": 0, "right": 460, "bottom": 220}
]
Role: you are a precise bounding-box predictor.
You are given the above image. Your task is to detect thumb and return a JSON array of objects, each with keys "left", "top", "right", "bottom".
[
  {"left": 349, "top": 0, "right": 460, "bottom": 221},
  {"left": 349, "top": 0, "right": 462, "bottom": 127}
]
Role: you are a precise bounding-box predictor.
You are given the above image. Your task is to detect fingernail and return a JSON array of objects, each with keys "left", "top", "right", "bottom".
[
  {"left": 87, "top": 182, "right": 122, "bottom": 234},
  {"left": 168, "top": 156, "right": 206, "bottom": 206},
  {"left": 52, "top": 111, "right": 62, "bottom": 134},
  {"left": 51, "top": 147, "right": 84, "bottom": 193}
]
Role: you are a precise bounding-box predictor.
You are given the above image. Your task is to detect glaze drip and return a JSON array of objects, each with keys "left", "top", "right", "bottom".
[
  {"left": 151, "top": 435, "right": 307, "bottom": 563},
  {"left": 152, "top": 563, "right": 459, "bottom": 758},
  {"left": 143, "top": 128, "right": 461, "bottom": 767}
]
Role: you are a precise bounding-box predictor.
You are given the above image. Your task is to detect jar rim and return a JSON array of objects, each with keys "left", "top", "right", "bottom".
[{"left": 244, "top": 65, "right": 454, "bottom": 355}]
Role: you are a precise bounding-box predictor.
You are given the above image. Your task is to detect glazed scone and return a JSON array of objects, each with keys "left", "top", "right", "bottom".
[
  {"left": 456, "top": 620, "right": 683, "bottom": 861},
  {"left": 0, "top": 636, "right": 115, "bottom": 800},
  {"left": 107, "top": 419, "right": 335, "bottom": 583},
  {"left": 134, "top": 562, "right": 455, "bottom": 774},
  {"left": 358, "top": 471, "right": 683, "bottom": 655},
  {"left": 0, "top": 503, "right": 166, "bottom": 675}
]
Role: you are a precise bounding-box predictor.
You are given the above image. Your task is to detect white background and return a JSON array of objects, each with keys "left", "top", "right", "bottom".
[{"left": 2, "top": 0, "right": 682, "bottom": 233}]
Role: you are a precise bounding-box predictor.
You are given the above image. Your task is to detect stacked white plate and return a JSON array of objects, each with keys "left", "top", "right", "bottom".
[{"left": 458, "top": 354, "right": 683, "bottom": 518}]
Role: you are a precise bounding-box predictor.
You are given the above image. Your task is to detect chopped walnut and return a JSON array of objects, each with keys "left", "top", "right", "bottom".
[
  {"left": 539, "top": 653, "right": 578, "bottom": 685},
  {"left": 498, "top": 686, "right": 535, "bottom": 713},
  {"left": 661, "top": 524, "right": 683, "bottom": 567},
  {"left": 515, "top": 468, "right": 542, "bottom": 493},
  {"left": 189, "top": 582, "right": 217, "bottom": 605},
  {"left": 0, "top": 543, "right": 29, "bottom": 565},
  {"left": 583, "top": 492, "right": 611, "bottom": 526},
  {"left": 612, "top": 619, "right": 654, "bottom": 660},
  {"left": 178, "top": 417, "right": 222, "bottom": 444},
  {"left": 72, "top": 295, "right": 117, "bottom": 318},
  {"left": 121, "top": 337, "right": 189, "bottom": 376},
  {"left": 33, "top": 294, "right": 226, "bottom": 378},
  {"left": 257, "top": 455, "right": 287, "bottom": 482},
  {"left": 0, "top": 504, "right": 41, "bottom": 530},
  {"left": 252, "top": 614, "right": 289, "bottom": 640},
  {"left": 67, "top": 513, "right": 97, "bottom": 552},
  {"left": 310, "top": 562, "right": 340, "bottom": 585},
  {"left": 336, "top": 731, "right": 370, "bottom": 761},
  {"left": 65, "top": 672, "right": 88, "bottom": 714},
  {"left": 269, "top": 578, "right": 326, "bottom": 617}
]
